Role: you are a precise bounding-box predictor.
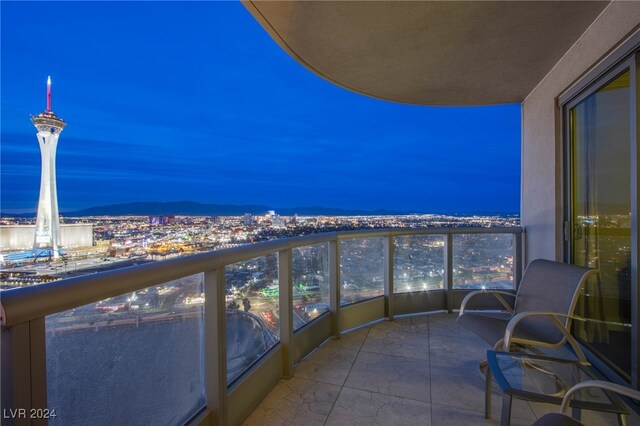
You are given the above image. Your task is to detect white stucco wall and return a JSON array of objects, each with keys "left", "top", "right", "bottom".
[{"left": 521, "top": 1, "right": 640, "bottom": 264}]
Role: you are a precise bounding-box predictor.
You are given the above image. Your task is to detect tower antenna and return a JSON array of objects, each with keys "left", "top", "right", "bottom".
[{"left": 46, "top": 76, "right": 52, "bottom": 112}]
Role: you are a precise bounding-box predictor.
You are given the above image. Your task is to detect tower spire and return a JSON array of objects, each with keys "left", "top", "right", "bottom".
[{"left": 46, "top": 75, "right": 52, "bottom": 112}]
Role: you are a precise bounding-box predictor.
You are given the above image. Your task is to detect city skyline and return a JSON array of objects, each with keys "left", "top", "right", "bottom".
[{"left": 1, "top": 2, "right": 521, "bottom": 214}]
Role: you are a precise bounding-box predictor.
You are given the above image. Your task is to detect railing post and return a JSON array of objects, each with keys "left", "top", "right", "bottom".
[
  {"left": 278, "top": 249, "right": 294, "bottom": 378},
  {"left": 329, "top": 239, "right": 341, "bottom": 338},
  {"left": 3, "top": 318, "right": 48, "bottom": 426},
  {"left": 384, "top": 235, "right": 394, "bottom": 320},
  {"left": 204, "top": 269, "right": 227, "bottom": 426},
  {"left": 513, "top": 232, "right": 523, "bottom": 290},
  {"left": 6, "top": 322, "right": 30, "bottom": 426},
  {"left": 30, "top": 318, "right": 47, "bottom": 426},
  {"left": 445, "top": 233, "right": 454, "bottom": 314}
]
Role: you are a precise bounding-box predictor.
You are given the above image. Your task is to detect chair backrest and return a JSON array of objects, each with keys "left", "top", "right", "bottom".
[{"left": 514, "top": 259, "right": 594, "bottom": 343}]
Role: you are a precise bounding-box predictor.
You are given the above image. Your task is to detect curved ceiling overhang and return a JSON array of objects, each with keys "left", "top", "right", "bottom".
[{"left": 243, "top": 1, "right": 609, "bottom": 106}]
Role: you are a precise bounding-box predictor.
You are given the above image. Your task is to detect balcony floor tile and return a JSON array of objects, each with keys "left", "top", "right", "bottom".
[
  {"left": 344, "top": 351, "right": 430, "bottom": 402},
  {"left": 325, "top": 387, "right": 432, "bottom": 426},
  {"left": 324, "top": 327, "right": 369, "bottom": 351},
  {"left": 429, "top": 332, "right": 487, "bottom": 364},
  {"left": 431, "top": 403, "right": 530, "bottom": 426},
  {"left": 429, "top": 357, "right": 535, "bottom": 421},
  {"left": 427, "top": 312, "right": 479, "bottom": 338},
  {"left": 294, "top": 346, "right": 359, "bottom": 386},
  {"left": 243, "top": 313, "right": 628, "bottom": 426},
  {"left": 361, "top": 323, "right": 430, "bottom": 360},
  {"left": 242, "top": 377, "right": 341, "bottom": 426}
]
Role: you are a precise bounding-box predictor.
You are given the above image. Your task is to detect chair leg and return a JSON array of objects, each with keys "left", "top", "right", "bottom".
[
  {"left": 617, "top": 412, "right": 626, "bottom": 426},
  {"left": 485, "top": 364, "right": 492, "bottom": 419},
  {"left": 500, "top": 394, "right": 512, "bottom": 426}
]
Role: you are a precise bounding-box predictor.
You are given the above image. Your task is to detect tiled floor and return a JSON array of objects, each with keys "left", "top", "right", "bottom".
[{"left": 242, "top": 313, "right": 633, "bottom": 426}]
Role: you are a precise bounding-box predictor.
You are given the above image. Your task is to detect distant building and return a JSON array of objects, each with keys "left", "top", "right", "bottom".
[
  {"left": 0, "top": 224, "right": 93, "bottom": 252},
  {"left": 149, "top": 215, "right": 175, "bottom": 225},
  {"left": 243, "top": 214, "right": 254, "bottom": 226}
]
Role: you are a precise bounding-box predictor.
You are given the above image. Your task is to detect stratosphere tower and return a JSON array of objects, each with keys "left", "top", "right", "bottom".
[{"left": 31, "top": 76, "right": 66, "bottom": 257}]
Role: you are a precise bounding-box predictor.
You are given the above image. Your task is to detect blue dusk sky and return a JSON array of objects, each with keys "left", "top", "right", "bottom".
[{"left": 1, "top": 2, "right": 521, "bottom": 215}]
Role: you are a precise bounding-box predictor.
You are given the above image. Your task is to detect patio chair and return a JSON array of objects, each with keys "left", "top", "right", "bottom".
[
  {"left": 532, "top": 380, "right": 640, "bottom": 426},
  {"left": 457, "top": 259, "right": 597, "bottom": 361}
]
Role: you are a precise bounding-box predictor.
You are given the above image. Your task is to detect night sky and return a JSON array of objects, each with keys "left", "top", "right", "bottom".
[{"left": 1, "top": 2, "right": 521, "bottom": 214}]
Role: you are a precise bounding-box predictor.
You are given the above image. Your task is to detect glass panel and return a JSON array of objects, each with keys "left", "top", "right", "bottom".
[
  {"left": 46, "top": 274, "right": 205, "bottom": 425},
  {"left": 394, "top": 235, "right": 444, "bottom": 293},
  {"left": 292, "top": 243, "right": 330, "bottom": 331},
  {"left": 225, "top": 254, "right": 279, "bottom": 383},
  {"left": 340, "top": 237, "right": 384, "bottom": 305},
  {"left": 569, "top": 70, "right": 631, "bottom": 379},
  {"left": 452, "top": 234, "right": 514, "bottom": 289}
]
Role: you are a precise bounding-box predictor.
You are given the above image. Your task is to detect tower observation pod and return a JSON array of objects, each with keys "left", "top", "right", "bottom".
[{"left": 31, "top": 76, "right": 66, "bottom": 258}]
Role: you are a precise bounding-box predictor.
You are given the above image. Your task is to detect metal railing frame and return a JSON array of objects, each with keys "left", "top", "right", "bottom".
[{"left": 0, "top": 226, "right": 523, "bottom": 425}]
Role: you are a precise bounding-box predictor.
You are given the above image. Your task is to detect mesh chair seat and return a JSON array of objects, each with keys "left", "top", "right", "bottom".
[{"left": 456, "top": 312, "right": 552, "bottom": 348}]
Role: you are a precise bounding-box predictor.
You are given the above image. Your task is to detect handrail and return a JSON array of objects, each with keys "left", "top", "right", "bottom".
[
  {"left": 0, "top": 226, "right": 522, "bottom": 327},
  {"left": 1, "top": 232, "right": 336, "bottom": 326},
  {"left": 337, "top": 226, "right": 522, "bottom": 239}
]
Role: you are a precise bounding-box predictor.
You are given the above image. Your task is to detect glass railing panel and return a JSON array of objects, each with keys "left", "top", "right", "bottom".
[
  {"left": 394, "top": 235, "right": 445, "bottom": 293},
  {"left": 453, "top": 233, "right": 514, "bottom": 289},
  {"left": 45, "top": 274, "right": 205, "bottom": 426},
  {"left": 340, "top": 237, "right": 384, "bottom": 305},
  {"left": 225, "top": 254, "right": 279, "bottom": 383},
  {"left": 292, "top": 243, "right": 330, "bottom": 331}
]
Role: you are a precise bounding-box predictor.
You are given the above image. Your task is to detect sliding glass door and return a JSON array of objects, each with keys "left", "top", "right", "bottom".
[{"left": 566, "top": 66, "right": 633, "bottom": 380}]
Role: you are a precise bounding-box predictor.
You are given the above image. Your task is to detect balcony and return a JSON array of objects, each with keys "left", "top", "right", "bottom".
[
  {"left": 4, "top": 225, "right": 640, "bottom": 425},
  {"left": 244, "top": 313, "right": 624, "bottom": 425}
]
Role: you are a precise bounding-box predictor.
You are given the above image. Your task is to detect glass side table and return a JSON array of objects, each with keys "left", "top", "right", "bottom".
[{"left": 486, "top": 350, "right": 629, "bottom": 426}]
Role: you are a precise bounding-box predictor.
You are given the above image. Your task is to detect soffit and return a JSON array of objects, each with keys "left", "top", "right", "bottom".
[{"left": 243, "top": 1, "right": 610, "bottom": 105}]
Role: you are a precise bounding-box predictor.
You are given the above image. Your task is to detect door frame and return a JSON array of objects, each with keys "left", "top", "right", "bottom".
[{"left": 561, "top": 54, "right": 638, "bottom": 388}]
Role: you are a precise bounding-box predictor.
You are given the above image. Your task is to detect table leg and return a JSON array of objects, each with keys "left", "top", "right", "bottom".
[
  {"left": 500, "top": 394, "right": 512, "bottom": 426},
  {"left": 485, "top": 364, "right": 492, "bottom": 419}
]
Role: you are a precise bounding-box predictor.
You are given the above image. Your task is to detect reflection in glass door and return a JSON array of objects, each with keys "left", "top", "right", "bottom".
[{"left": 568, "top": 69, "right": 631, "bottom": 379}]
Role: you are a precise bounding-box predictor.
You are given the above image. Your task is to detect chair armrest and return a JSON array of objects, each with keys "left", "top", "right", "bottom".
[
  {"left": 560, "top": 380, "right": 640, "bottom": 413},
  {"left": 503, "top": 311, "right": 588, "bottom": 364},
  {"left": 458, "top": 290, "right": 516, "bottom": 316}
]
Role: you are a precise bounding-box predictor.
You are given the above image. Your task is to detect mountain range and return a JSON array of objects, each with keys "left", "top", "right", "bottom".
[
  {"left": 2, "top": 201, "right": 405, "bottom": 217},
  {"left": 1, "top": 201, "right": 520, "bottom": 217}
]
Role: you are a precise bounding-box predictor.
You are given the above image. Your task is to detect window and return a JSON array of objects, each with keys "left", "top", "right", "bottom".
[{"left": 565, "top": 64, "right": 634, "bottom": 381}]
